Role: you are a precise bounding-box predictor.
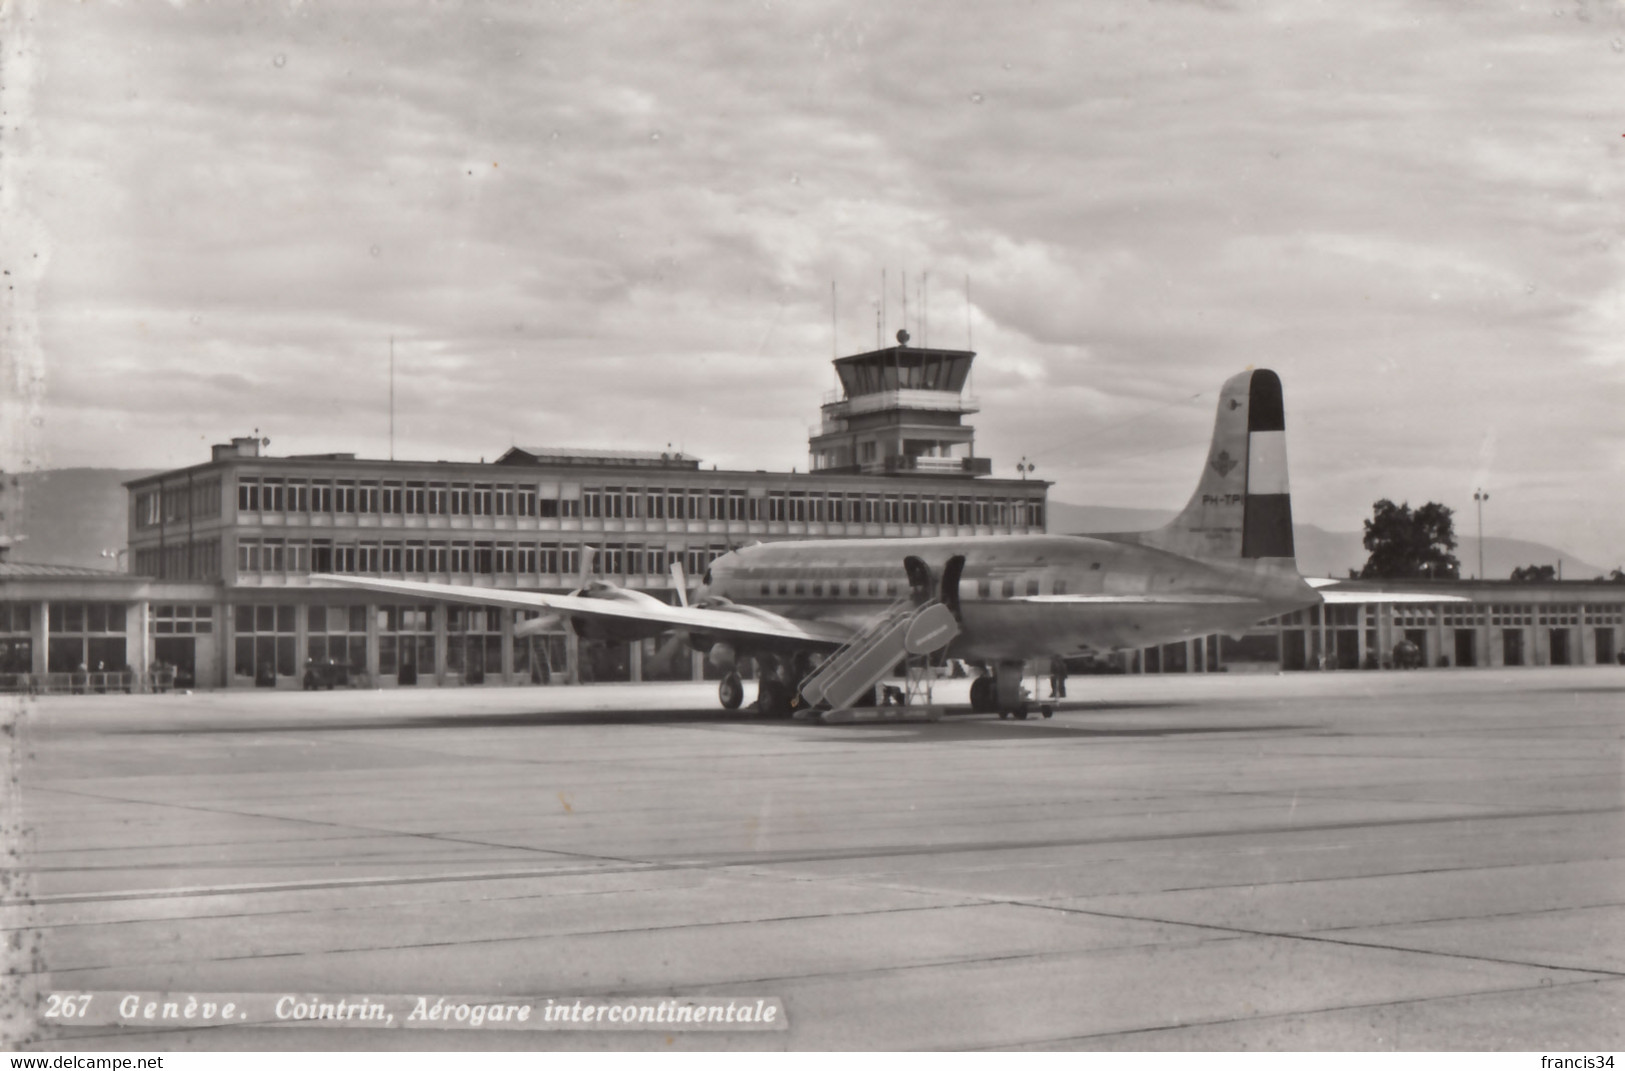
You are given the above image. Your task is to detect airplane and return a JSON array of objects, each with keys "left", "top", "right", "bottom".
[{"left": 317, "top": 368, "right": 1454, "bottom": 718}]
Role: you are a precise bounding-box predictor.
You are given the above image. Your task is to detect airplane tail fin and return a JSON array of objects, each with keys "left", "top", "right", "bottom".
[{"left": 1134, "top": 368, "right": 1295, "bottom": 562}]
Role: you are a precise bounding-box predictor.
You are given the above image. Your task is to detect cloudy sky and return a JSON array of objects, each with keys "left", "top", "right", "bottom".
[{"left": 3, "top": 0, "right": 1623, "bottom": 567}]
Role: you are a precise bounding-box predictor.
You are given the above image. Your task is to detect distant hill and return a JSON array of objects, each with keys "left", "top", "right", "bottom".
[
  {"left": 1048, "top": 501, "right": 1607, "bottom": 580},
  {"left": 2, "top": 468, "right": 158, "bottom": 570}
]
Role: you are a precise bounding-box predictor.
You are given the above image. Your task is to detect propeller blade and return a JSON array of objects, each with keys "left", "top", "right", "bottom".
[{"left": 669, "top": 560, "right": 690, "bottom": 607}]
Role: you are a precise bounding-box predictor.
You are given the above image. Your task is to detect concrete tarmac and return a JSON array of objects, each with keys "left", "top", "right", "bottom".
[{"left": 4, "top": 668, "right": 1622, "bottom": 1050}]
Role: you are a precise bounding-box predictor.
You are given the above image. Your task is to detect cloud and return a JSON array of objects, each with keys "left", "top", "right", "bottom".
[{"left": 9, "top": 0, "right": 1625, "bottom": 564}]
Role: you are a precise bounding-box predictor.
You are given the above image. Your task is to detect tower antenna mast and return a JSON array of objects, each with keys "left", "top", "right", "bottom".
[{"left": 831, "top": 281, "right": 837, "bottom": 360}]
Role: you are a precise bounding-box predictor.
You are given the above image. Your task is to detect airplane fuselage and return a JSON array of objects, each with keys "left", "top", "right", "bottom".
[{"left": 698, "top": 534, "right": 1318, "bottom": 662}]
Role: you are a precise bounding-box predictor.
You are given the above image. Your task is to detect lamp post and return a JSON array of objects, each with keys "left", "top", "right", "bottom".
[
  {"left": 1472, "top": 488, "right": 1489, "bottom": 580},
  {"left": 1016, "top": 456, "right": 1035, "bottom": 481},
  {"left": 100, "top": 548, "right": 128, "bottom": 573}
]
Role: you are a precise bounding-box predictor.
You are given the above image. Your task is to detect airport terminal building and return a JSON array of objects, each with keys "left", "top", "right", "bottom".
[
  {"left": 2, "top": 344, "right": 1050, "bottom": 690},
  {"left": 1151, "top": 580, "right": 1623, "bottom": 677},
  {"left": 2, "top": 341, "right": 1620, "bottom": 692}
]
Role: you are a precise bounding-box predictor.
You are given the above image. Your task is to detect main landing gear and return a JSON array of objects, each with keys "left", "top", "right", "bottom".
[
  {"left": 970, "top": 662, "right": 1054, "bottom": 720},
  {"left": 756, "top": 676, "right": 793, "bottom": 717},
  {"left": 717, "top": 667, "right": 797, "bottom": 717}
]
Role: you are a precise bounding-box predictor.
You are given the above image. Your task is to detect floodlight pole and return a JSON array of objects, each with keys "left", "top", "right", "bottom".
[{"left": 1473, "top": 488, "right": 1489, "bottom": 580}]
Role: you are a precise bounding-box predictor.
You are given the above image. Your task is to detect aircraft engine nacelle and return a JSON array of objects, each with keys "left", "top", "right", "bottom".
[{"left": 706, "top": 641, "right": 737, "bottom": 671}]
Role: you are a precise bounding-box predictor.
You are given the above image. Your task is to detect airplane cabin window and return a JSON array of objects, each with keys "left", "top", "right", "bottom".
[
  {"left": 867, "top": 579, "right": 879, "bottom": 595},
  {"left": 760, "top": 582, "right": 770, "bottom": 596},
  {"left": 777, "top": 581, "right": 788, "bottom": 595},
  {"left": 848, "top": 580, "right": 860, "bottom": 596},
  {"left": 977, "top": 579, "right": 991, "bottom": 598},
  {"left": 1026, "top": 578, "right": 1040, "bottom": 596},
  {"left": 1053, "top": 579, "right": 1067, "bottom": 595},
  {"left": 1002, "top": 579, "right": 1016, "bottom": 598},
  {"left": 794, "top": 581, "right": 805, "bottom": 595}
]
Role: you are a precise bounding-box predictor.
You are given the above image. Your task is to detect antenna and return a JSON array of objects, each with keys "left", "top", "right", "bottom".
[
  {"left": 965, "top": 273, "right": 973, "bottom": 351},
  {"left": 388, "top": 336, "right": 395, "bottom": 461},
  {"left": 881, "top": 269, "right": 887, "bottom": 344},
  {"left": 922, "top": 271, "right": 928, "bottom": 348},
  {"left": 901, "top": 271, "right": 908, "bottom": 342}
]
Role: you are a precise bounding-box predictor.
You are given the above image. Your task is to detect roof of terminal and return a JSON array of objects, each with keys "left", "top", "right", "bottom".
[
  {"left": 497, "top": 446, "right": 703, "bottom": 469},
  {"left": 0, "top": 561, "right": 137, "bottom": 580}
]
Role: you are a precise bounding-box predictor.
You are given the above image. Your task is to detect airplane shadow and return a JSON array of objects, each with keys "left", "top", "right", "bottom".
[
  {"left": 830, "top": 718, "right": 1306, "bottom": 742},
  {"left": 114, "top": 701, "right": 1301, "bottom": 740},
  {"left": 114, "top": 709, "right": 776, "bottom": 734}
]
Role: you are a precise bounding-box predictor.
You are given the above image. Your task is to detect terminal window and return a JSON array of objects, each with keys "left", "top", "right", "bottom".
[
  {"left": 234, "top": 604, "right": 297, "bottom": 680},
  {"left": 378, "top": 605, "right": 435, "bottom": 680},
  {"left": 308, "top": 605, "right": 367, "bottom": 671},
  {"left": 0, "top": 605, "right": 32, "bottom": 674},
  {"left": 285, "top": 480, "right": 308, "bottom": 512}
]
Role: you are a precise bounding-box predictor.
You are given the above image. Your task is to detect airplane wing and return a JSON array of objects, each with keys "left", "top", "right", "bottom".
[
  {"left": 1303, "top": 578, "right": 1469, "bottom": 604},
  {"left": 310, "top": 575, "right": 853, "bottom": 648}
]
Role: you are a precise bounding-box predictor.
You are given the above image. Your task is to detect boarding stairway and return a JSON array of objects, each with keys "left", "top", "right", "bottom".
[{"left": 798, "top": 597, "right": 961, "bottom": 712}]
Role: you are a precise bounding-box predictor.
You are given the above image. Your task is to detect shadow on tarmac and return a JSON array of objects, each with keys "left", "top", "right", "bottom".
[
  {"left": 108, "top": 699, "right": 1302, "bottom": 740},
  {"left": 824, "top": 720, "right": 1305, "bottom": 742}
]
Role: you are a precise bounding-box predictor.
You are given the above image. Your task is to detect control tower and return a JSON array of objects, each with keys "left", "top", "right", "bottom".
[{"left": 808, "top": 330, "right": 991, "bottom": 477}]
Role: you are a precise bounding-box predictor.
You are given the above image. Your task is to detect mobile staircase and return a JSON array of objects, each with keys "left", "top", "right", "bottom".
[{"left": 797, "top": 597, "right": 961, "bottom": 723}]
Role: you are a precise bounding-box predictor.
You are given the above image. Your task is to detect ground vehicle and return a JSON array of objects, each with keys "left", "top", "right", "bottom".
[{"left": 301, "top": 658, "right": 349, "bottom": 690}]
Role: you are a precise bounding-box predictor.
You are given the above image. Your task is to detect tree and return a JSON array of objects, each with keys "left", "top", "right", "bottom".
[
  {"left": 1359, "top": 499, "right": 1460, "bottom": 580},
  {"left": 1510, "top": 564, "right": 1557, "bottom": 582}
]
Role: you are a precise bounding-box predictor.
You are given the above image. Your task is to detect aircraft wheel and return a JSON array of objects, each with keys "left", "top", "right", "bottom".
[
  {"left": 718, "top": 672, "right": 744, "bottom": 710},
  {"left": 1013, "top": 707, "right": 1029, "bottom": 720},
  {"left": 1040, "top": 704, "right": 1054, "bottom": 719},
  {"left": 998, "top": 711, "right": 1010, "bottom": 720},
  {"left": 970, "top": 676, "right": 993, "bottom": 713}
]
